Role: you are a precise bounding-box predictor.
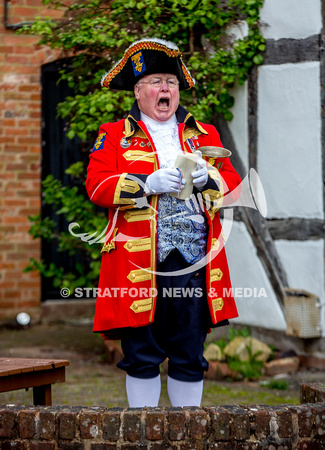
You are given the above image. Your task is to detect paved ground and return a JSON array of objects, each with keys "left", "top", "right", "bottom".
[{"left": 0, "top": 322, "right": 324, "bottom": 408}]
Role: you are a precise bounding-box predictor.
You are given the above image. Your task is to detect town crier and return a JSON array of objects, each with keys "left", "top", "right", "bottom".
[{"left": 86, "top": 37, "right": 241, "bottom": 408}]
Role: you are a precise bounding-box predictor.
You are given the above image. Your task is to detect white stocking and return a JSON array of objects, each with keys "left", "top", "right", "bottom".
[
  {"left": 126, "top": 374, "right": 161, "bottom": 407},
  {"left": 167, "top": 376, "right": 203, "bottom": 407}
]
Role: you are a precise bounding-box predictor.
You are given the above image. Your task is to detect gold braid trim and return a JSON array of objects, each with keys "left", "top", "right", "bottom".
[
  {"left": 102, "top": 41, "right": 180, "bottom": 88},
  {"left": 212, "top": 297, "right": 224, "bottom": 314},
  {"left": 180, "top": 55, "right": 195, "bottom": 89}
]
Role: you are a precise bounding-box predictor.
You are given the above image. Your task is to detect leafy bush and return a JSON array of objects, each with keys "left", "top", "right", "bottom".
[{"left": 24, "top": 163, "right": 107, "bottom": 292}]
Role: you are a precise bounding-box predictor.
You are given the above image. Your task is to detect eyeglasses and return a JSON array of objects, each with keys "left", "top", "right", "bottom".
[{"left": 139, "top": 78, "right": 179, "bottom": 88}]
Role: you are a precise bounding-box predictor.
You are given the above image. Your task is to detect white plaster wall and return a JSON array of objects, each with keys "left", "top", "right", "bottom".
[
  {"left": 275, "top": 239, "right": 325, "bottom": 334},
  {"left": 224, "top": 220, "right": 286, "bottom": 330},
  {"left": 260, "top": 0, "right": 322, "bottom": 40},
  {"left": 257, "top": 62, "right": 323, "bottom": 219},
  {"left": 229, "top": 82, "right": 249, "bottom": 172}
]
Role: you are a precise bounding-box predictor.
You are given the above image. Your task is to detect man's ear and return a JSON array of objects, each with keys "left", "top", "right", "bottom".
[{"left": 134, "top": 84, "right": 140, "bottom": 100}]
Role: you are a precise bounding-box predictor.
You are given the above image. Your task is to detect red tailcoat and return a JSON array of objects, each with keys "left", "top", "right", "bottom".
[{"left": 86, "top": 103, "right": 241, "bottom": 338}]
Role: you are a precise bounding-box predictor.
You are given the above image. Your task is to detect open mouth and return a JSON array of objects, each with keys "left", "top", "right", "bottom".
[{"left": 158, "top": 98, "right": 170, "bottom": 109}]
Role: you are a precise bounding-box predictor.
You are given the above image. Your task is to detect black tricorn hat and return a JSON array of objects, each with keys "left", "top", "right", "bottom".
[{"left": 101, "top": 37, "right": 195, "bottom": 91}]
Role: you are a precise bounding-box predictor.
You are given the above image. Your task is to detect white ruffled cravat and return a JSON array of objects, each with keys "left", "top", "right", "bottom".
[{"left": 140, "top": 112, "right": 182, "bottom": 168}]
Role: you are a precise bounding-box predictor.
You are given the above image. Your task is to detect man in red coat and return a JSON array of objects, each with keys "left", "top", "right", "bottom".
[{"left": 86, "top": 38, "right": 241, "bottom": 407}]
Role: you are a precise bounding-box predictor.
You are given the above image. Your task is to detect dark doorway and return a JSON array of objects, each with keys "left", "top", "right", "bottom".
[{"left": 41, "top": 59, "right": 84, "bottom": 300}]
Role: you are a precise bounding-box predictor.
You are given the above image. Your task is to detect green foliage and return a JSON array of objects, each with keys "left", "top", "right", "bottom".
[
  {"left": 228, "top": 325, "right": 251, "bottom": 340},
  {"left": 21, "top": 0, "right": 265, "bottom": 292},
  {"left": 22, "top": 0, "right": 265, "bottom": 139},
  {"left": 213, "top": 327, "right": 265, "bottom": 380},
  {"left": 24, "top": 166, "right": 107, "bottom": 293},
  {"left": 262, "top": 378, "right": 289, "bottom": 390},
  {"left": 227, "top": 345, "right": 264, "bottom": 381}
]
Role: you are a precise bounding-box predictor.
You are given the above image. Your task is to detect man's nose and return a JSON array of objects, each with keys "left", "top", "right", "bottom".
[{"left": 160, "top": 80, "right": 169, "bottom": 90}]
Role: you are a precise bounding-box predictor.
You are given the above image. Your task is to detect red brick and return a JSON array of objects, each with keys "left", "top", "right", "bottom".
[
  {"left": 18, "top": 299, "right": 41, "bottom": 309},
  {"left": 19, "top": 66, "right": 42, "bottom": 75},
  {"left": 207, "top": 444, "right": 236, "bottom": 449},
  {"left": 253, "top": 407, "right": 271, "bottom": 440},
  {"left": 223, "top": 405, "right": 250, "bottom": 440},
  {"left": 6, "top": 270, "right": 28, "bottom": 281},
  {"left": 145, "top": 409, "right": 165, "bottom": 440},
  {"left": 0, "top": 45, "right": 14, "bottom": 53},
  {"left": 18, "top": 409, "right": 36, "bottom": 439},
  {"left": 297, "top": 443, "right": 325, "bottom": 449},
  {"left": 6, "top": 163, "right": 28, "bottom": 171},
  {"left": 7, "top": 292, "right": 27, "bottom": 301},
  {"left": 0, "top": 225, "right": 16, "bottom": 232},
  {"left": 31, "top": 93, "right": 41, "bottom": 101},
  {"left": 188, "top": 407, "right": 209, "bottom": 441},
  {"left": 237, "top": 444, "right": 263, "bottom": 450},
  {"left": 272, "top": 406, "right": 294, "bottom": 439},
  {"left": 17, "top": 173, "right": 40, "bottom": 180},
  {"left": 18, "top": 119, "right": 41, "bottom": 127},
  {"left": 59, "top": 411, "right": 78, "bottom": 440},
  {"left": 30, "top": 111, "right": 42, "bottom": 119},
  {"left": 3, "top": 119, "right": 15, "bottom": 126},
  {"left": 151, "top": 446, "right": 179, "bottom": 450},
  {"left": 0, "top": 262, "right": 16, "bottom": 269},
  {"left": 24, "top": 0, "right": 45, "bottom": 6},
  {"left": 11, "top": 6, "right": 40, "bottom": 18},
  {"left": 5, "top": 145, "right": 28, "bottom": 153},
  {"left": 29, "top": 199, "right": 41, "bottom": 207},
  {"left": 4, "top": 199, "right": 27, "bottom": 206},
  {"left": 0, "top": 441, "right": 29, "bottom": 450},
  {"left": 2, "top": 35, "right": 36, "bottom": 46},
  {"left": 290, "top": 405, "right": 315, "bottom": 438},
  {"left": 102, "top": 408, "right": 122, "bottom": 441},
  {"left": 123, "top": 409, "right": 142, "bottom": 442},
  {"left": 18, "top": 85, "right": 40, "bottom": 92},
  {"left": 206, "top": 406, "right": 230, "bottom": 441},
  {"left": 0, "top": 409, "right": 16, "bottom": 438},
  {"left": 179, "top": 444, "right": 207, "bottom": 450},
  {"left": 168, "top": 408, "right": 186, "bottom": 441},
  {"left": 0, "top": 300, "right": 18, "bottom": 308},
  {"left": 80, "top": 411, "right": 101, "bottom": 439},
  {"left": 6, "top": 55, "right": 29, "bottom": 64},
  {"left": 4, "top": 216, "right": 29, "bottom": 223},
  {"left": 90, "top": 445, "right": 117, "bottom": 450},
  {"left": 0, "top": 136, "right": 15, "bottom": 143},
  {"left": 30, "top": 443, "right": 56, "bottom": 450}
]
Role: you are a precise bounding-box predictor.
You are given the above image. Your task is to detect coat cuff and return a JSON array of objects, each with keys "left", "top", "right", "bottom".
[{"left": 113, "top": 173, "right": 149, "bottom": 206}]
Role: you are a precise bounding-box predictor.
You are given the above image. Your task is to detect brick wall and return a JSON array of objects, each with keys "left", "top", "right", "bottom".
[
  {"left": 0, "top": 0, "right": 62, "bottom": 322},
  {"left": 0, "top": 384, "right": 325, "bottom": 448}
]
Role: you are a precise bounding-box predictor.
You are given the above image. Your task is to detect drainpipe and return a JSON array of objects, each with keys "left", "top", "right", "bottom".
[{"left": 4, "top": 0, "right": 34, "bottom": 30}]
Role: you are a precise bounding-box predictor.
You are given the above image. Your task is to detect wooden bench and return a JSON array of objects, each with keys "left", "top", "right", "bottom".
[{"left": 0, "top": 358, "right": 69, "bottom": 406}]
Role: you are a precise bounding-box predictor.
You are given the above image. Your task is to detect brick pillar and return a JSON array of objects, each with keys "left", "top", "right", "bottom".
[{"left": 0, "top": 0, "right": 62, "bottom": 322}]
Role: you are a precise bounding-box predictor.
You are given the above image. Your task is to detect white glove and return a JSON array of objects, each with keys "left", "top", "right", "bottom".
[
  {"left": 145, "top": 168, "right": 185, "bottom": 195},
  {"left": 192, "top": 150, "right": 208, "bottom": 190}
]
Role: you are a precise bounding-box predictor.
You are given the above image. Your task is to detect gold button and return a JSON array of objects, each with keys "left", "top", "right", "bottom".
[
  {"left": 121, "top": 182, "right": 126, "bottom": 188},
  {"left": 126, "top": 153, "right": 131, "bottom": 158},
  {"left": 133, "top": 303, "right": 138, "bottom": 310},
  {"left": 131, "top": 273, "right": 136, "bottom": 279},
  {"left": 127, "top": 242, "right": 133, "bottom": 249}
]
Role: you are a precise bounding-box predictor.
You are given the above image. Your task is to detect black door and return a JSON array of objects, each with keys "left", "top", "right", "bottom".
[{"left": 41, "top": 59, "right": 83, "bottom": 300}]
